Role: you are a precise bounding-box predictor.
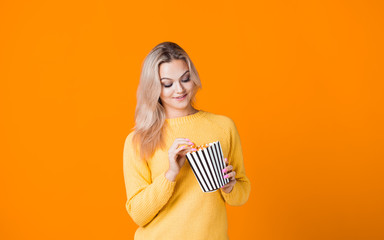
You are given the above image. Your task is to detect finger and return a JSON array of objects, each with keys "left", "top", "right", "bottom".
[
  {"left": 176, "top": 145, "right": 196, "bottom": 154},
  {"left": 229, "top": 171, "right": 236, "bottom": 180},
  {"left": 230, "top": 173, "right": 236, "bottom": 181},
  {"left": 224, "top": 157, "right": 229, "bottom": 165},
  {"left": 221, "top": 180, "right": 236, "bottom": 188},
  {"left": 222, "top": 165, "right": 233, "bottom": 174},
  {"left": 171, "top": 139, "right": 195, "bottom": 151},
  {"left": 174, "top": 139, "right": 193, "bottom": 147},
  {"left": 224, "top": 171, "right": 236, "bottom": 180},
  {"left": 175, "top": 145, "right": 188, "bottom": 152},
  {"left": 176, "top": 143, "right": 191, "bottom": 150},
  {"left": 221, "top": 183, "right": 229, "bottom": 188}
]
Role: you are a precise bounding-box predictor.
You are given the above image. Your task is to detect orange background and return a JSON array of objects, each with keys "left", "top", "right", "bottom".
[{"left": 1, "top": 0, "right": 383, "bottom": 239}]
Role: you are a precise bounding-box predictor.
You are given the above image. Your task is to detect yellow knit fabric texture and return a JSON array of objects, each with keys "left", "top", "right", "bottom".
[{"left": 123, "top": 110, "right": 251, "bottom": 240}]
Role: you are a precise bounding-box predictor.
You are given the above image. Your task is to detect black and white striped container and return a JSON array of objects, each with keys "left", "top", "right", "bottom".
[{"left": 186, "top": 141, "right": 230, "bottom": 192}]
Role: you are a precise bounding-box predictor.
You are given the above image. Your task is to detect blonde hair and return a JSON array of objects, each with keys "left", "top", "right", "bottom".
[{"left": 131, "top": 42, "right": 202, "bottom": 161}]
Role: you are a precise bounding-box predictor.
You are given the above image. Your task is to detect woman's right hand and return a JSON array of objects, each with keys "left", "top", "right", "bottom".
[{"left": 165, "top": 138, "right": 196, "bottom": 182}]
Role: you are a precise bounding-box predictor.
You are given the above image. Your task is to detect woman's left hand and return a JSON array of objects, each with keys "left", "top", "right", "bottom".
[{"left": 221, "top": 157, "right": 236, "bottom": 194}]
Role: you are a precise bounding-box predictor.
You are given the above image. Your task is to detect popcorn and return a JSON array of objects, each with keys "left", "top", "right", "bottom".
[
  {"left": 186, "top": 141, "right": 229, "bottom": 192},
  {"left": 189, "top": 143, "right": 209, "bottom": 152}
]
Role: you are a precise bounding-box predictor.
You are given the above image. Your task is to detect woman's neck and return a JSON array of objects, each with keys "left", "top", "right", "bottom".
[{"left": 165, "top": 107, "right": 198, "bottom": 119}]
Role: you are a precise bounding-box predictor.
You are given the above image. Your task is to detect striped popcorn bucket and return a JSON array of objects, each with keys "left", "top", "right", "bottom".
[{"left": 186, "top": 141, "right": 230, "bottom": 192}]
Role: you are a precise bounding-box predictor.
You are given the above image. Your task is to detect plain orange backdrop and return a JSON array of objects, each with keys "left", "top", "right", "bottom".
[{"left": 1, "top": 0, "right": 383, "bottom": 239}]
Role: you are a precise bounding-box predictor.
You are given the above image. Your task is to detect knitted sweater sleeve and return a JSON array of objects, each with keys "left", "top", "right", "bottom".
[
  {"left": 220, "top": 119, "right": 251, "bottom": 206},
  {"left": 123, "top": 134, "right": 176, "bottom": 227}
]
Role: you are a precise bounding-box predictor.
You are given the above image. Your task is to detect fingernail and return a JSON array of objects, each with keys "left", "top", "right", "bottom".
[
  {"left": 222, "top": 168, "right": 227, "bottom": 173},
  {"left": 186, "top": 138, "right": 190, "bottom": 141},
  {"left": 191, "top": 148, "right": 197, "bottom": 151},
  {"left": 188, "top": 142, "right": 194, "bottom": 145},
  {"left": 224, "top": 174, "right": 229, "bottom": 178}
]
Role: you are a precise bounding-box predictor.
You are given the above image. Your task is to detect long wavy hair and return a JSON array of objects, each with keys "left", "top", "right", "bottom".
[{"left": 131, "top": 42, "right": 202, "bottom": 162}]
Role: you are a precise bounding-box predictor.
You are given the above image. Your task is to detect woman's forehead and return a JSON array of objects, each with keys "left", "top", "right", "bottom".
[{"left": 159, "top": 60, "right": 189, "bottom": 80}]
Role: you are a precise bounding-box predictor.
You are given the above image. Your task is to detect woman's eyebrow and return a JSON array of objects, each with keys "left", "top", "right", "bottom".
[{"left": 160, "top": 70, "right": 189, "bottom": 81}]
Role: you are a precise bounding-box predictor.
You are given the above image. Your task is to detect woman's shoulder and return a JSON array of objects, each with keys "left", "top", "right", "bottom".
[
  {"left": 123, "top": 130, "right": 141, "bottom": 155},
  {"left": 202, "top": 110, "right": 237, "bottom": 129},
  {"left": 124, "top": 130, "right": 137, "bottom": 146}
]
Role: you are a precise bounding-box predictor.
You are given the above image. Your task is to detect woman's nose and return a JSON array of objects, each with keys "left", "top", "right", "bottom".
[{"left": 175, "top": 81, "right": 185, "bottom": 93}]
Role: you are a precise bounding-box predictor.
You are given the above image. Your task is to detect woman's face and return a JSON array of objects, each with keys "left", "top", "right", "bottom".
[{"left": 159, "top": 59, "right": 196, "bottom": 114}]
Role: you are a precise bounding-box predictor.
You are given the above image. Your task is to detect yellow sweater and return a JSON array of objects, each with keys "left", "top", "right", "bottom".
[{"left": 123, "top": 110, "right": 251, "bottom": 240}]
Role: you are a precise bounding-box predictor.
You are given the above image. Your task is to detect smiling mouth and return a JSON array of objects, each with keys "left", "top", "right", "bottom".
[{"left": 173, "top": 94, "right": 187, "bottom": 99}]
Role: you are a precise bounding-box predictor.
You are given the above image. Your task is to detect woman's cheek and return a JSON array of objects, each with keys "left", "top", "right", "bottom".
[{"left": 163, "top": 88, "right": 172, "bottom": 97}]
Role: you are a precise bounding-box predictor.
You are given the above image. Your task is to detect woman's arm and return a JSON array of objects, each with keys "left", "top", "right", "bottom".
[
  {"left": 220, "top": 119, "right": 251, "bottom": 206},
  {"left": 123, "top": 134, "right": 176, "bottom": 227}
]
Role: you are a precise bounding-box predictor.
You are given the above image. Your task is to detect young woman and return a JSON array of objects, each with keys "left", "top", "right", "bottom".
[{"left": 123, "top": 42, "right": 251, "bottom": 239}]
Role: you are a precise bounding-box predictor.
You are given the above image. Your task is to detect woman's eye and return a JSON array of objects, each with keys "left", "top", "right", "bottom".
[{"left": 163, "top": 77, "right": 190, "bottom": 88}]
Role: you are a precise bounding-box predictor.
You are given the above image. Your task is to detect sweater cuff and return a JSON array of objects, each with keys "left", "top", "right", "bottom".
[
  {"left": 160, "top": 171, "right": 177, "bottom": 193},
  {"left": 220, "top": 186, "right": 236, "bottom": 202}
]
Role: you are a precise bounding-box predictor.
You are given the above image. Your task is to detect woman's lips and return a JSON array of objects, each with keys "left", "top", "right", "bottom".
[{"left": 173, "top": 93, "right": 187, "bottom": 100}]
